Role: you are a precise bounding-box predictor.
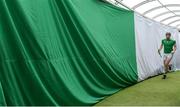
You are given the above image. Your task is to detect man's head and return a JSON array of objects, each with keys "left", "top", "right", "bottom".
[{"left": 166, "top": 32, "right": 171, "bottom": 40}]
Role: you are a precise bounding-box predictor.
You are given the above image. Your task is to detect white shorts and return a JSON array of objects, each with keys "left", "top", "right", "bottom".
[{"left": 163, "top": 53, "right": 173, "bottom": 61}]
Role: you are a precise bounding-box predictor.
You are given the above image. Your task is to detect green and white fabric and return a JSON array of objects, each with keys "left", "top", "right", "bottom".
[{"left": 0, "top": 0, "right": 179, "bottom": 106}]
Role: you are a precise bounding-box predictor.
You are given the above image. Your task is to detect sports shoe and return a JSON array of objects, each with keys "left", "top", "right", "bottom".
[{"left": 162, "top": 74, "right": 167, "bottom": 79}]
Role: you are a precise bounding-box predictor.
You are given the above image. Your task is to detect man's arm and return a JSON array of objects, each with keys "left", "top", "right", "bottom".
[
  {"left": 158, "top": 44, "right": 163, "bottom": 52},
  {"left": 172, "top": 43, "right": 176, "bottom": 54}
]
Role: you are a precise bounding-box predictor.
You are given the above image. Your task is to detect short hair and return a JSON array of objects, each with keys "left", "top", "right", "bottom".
[{"left": 166, "top": 32, "right": 171, "bottom": 36}]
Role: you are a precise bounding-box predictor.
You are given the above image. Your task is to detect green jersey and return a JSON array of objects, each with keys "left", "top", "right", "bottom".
[{"left": 162, "top": 39, "right": 176, "bottom": 54}]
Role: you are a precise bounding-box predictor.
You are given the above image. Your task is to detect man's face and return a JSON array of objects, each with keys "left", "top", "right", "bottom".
[{"left": 166, "top": 34, "right": 171, "bottom": 39}]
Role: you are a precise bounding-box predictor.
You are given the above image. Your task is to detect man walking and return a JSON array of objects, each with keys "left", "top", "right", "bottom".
[{"left": 158, "top": 32, "right": 176, "bottom": 79}]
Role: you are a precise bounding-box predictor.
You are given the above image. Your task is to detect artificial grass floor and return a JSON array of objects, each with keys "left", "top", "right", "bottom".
[{"left": 95, "top": 71, "right": 180, "bottom": 106}]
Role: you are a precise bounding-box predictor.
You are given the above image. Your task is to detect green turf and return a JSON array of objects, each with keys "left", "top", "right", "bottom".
[{"left": 95, "top": 71, "right": 180, "bottom": 106}]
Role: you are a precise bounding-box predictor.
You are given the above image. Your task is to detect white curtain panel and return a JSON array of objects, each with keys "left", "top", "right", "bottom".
[
  {"left": 175, "top": 33, "right": 180, "bottom": 69},
  {"left": 135, "top": 13, "right": 180, "bottom": 81}
]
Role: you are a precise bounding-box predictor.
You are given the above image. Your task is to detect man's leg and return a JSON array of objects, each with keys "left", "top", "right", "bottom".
[
  {"left": 165, "top": 54, "right": 173, "bottom": 72},
  {"left": 163, "top": 58, "right": 168, "bottom": 79},
  {"left": 164, "top": 60, "right": 168, "bottom": 73},
  {"left": 163, "top": 54, "right": 173, "bottom": 79},
  {"left": 162, "top": 55, "right": 168, "bottom": 79}
]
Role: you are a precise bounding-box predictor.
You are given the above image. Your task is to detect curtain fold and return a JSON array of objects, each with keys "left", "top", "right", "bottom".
[
  {"left": 0, "top": 0, "right": 138, "bottom": 105},
  {"left": 0, "top": 82, "right": 6, "bottom": 106}
]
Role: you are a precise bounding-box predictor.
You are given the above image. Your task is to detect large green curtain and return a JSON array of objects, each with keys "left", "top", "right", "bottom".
[{"left": 0, "top": 0, "right": 137, "bottom": 105}]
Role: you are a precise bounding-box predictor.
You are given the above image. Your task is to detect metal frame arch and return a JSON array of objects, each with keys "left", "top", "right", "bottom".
[
  {"left": 176, "top": 24, "right": 180, "bottom": 28},
  {"left": 132, "top": 0, "right": 156, "bottom": 10},
  {"left": 152, "top": 10, "right": 180, "bottom": 19},
  {"left": 167, "top": 19, "right": 180, "bottom": 25},
  {"left": 160, "top": 15, "right": 180, "bottom": 22},
  {"left": 143, "top": 4, "right": 180, "bottom": 15}
]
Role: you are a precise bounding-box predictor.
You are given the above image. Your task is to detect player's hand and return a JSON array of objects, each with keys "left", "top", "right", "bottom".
[
  {"left": 171, "top": 51, "right": 175, "bottom": 54},
  {"left": 158, "top": 49, "right": 161, "bottom": 53}
]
